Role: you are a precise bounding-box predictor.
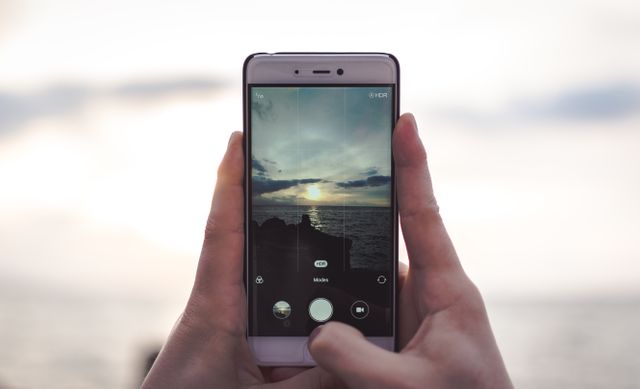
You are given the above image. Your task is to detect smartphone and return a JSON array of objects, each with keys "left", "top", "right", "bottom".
[{"left": 244, "top": 53, "right": 399, "bottom": 366}]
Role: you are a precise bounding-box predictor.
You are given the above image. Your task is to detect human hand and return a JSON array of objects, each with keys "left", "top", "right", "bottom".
[
  {"left": 141, "top": 133, "right": 341, "bottom": 389},
  {"left": 307, "top": 113, "right": 513, "bottom": 389}
]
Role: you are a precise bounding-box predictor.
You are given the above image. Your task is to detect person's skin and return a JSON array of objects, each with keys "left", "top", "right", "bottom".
[{"left": 141, "top": 113, "right": 512, "bottom": 389}]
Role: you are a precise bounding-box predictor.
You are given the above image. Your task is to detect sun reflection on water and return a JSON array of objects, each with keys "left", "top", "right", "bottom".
[{"left": 307, "top": 205, "right": 323, "bottom": 230}]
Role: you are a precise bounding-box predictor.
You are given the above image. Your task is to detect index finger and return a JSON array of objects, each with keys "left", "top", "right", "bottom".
[
  {"left": 393, "top": 113, "right": 461, "bottom": 274},
  {"left": 193, "top": 131, "right": 245, "bottom": 298}
]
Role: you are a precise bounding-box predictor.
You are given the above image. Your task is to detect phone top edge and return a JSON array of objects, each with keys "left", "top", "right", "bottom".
[
  {"left": 265, "top": 52, "right": 395, "bottom": 57},
  {"left": 244, "top": 53, "right": 398, "bottom": 85}
]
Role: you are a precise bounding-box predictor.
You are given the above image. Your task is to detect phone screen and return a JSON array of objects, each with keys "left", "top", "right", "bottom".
[{"left": 248, "top": 85, "right": 395, "bottom": 337}]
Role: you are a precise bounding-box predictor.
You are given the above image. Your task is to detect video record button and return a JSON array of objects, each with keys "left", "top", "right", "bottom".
[{"left": 350, "top": 300, "right": 369, "bottom": 319}]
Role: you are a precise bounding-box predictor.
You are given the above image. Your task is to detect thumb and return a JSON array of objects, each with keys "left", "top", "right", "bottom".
[{"left": 307, "top": 322, "right": 402, "bottom": 388}]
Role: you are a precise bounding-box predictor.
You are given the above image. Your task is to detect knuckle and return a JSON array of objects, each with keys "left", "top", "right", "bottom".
[
  {"left": 216, "top": 163, "right": 227, "bottom": 182},
  {"left": 203, "top": 218, "right": 220, "bottom": 240},
  {"left": 175, "top": 300, "right": 214, "bottom": 337},
  {"left": 461, "top": 281, "right": 488, "bottom": 317},
  {"left": 204, "top": 215, "right": 243, "bottom": 241},
  {"left": 182, "top": 292, "right": 245, "bottom": 339},
  {"left": 401, "top": 201, "right": 441, "bottom": 225}
]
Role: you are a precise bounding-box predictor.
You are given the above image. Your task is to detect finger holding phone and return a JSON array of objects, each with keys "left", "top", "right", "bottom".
[{"left": 307, "top": 113, "right": 513, "bottom": 389}]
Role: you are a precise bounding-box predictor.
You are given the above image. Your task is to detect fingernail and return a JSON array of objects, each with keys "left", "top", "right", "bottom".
[
  {"left": 227, "top": 132, "right": 235, "bottom": 147},
  {"left": 308, "top": 325, "right": 323, "bottom": 346}
]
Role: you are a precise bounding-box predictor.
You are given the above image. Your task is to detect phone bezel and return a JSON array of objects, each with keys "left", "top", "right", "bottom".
[{"left": 243, "top": 53, "right": 400, "bottom": 366}]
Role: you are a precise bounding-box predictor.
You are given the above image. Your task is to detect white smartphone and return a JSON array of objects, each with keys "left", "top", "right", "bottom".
[{"left": 244, "top": 53, "right": 399, "bottom": 366}]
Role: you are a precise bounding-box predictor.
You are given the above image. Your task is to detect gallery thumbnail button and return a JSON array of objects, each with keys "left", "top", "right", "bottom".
[
  {"left": 350, "top": 300, "right": 369, "bottom": 319},
  {"left": 272, "top": 300, "right": 291, "bottom": 319},
  {"left": 308, "top": 298, "right": 333, "bottom": 322}
]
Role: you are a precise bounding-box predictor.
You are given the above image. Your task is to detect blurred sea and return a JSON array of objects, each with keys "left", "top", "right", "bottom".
[
  {"left": 1, "top": 281, "right": 639, "bottom": 389},
  {"left": 253, "top": 205, "right": 391, "bottom": 271},
  {"left": 488, "top": 297, "right": 640, "bottom": 388},
  {"left": 0, "top": 280, "right": 181, "bottom": 389}
]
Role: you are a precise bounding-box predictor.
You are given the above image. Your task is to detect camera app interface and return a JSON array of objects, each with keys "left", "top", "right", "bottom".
[{"left": 249, "top": 86, "right": 394, "bottom": 336}]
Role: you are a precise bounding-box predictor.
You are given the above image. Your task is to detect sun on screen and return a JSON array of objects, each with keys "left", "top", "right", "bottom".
[{"left": 306, "top": 184, "right": 321, "bottom": 200}]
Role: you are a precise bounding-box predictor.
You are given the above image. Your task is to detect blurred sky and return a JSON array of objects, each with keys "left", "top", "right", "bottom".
[{"left": 1, "top": 0, "right": 639, "bottom": 301}]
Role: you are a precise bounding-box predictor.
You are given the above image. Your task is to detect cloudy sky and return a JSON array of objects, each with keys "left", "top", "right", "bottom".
[
  {"left": 0, "top": 0, "right": 638, "bottom": 300},
  {"left": 251, "top": 86, "right": 392, "bottom": 206}
]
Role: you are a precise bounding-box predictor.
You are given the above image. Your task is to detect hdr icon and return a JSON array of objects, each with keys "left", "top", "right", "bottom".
[
  {"left": 369, "top": 92, "right": 388, "bottom": 99},
  {"left": 314, "top": 259, "right": 328, "bottom": 268}
]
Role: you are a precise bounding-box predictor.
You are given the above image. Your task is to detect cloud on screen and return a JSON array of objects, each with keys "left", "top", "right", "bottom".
[
  {"left": 336, "top": 175, "right": 391, "bottom": 189},
  {"left": 253, "top": 177, "right": 323, "bottom": 195},
  {"left": 251, "top": 155, "right": 268, "bottom": 177}
]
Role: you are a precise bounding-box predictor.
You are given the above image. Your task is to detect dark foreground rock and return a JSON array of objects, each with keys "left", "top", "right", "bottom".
[{"left": 251, "top": 214, "right": 352, "bottom": 274}]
